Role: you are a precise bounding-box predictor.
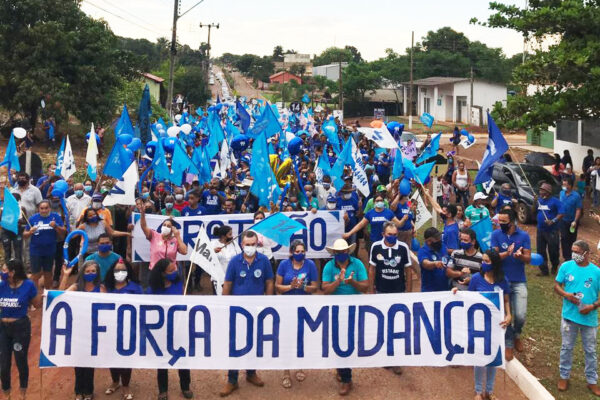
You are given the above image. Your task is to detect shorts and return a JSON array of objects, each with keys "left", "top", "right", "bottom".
[{"left": 30, "top": 254, "right": 55, "bottom": 273}]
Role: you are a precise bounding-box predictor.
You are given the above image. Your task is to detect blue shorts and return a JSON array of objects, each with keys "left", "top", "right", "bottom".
[{"left": 30, "top": 255, "right": 55, "bottom": 273}]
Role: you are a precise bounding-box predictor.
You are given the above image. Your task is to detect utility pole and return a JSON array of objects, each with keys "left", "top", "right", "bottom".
[
  {"left": 470, "top": 66, "right": 474, "bottom": 125},
  {"left": 338, "top": 59, "right": 343, "bottom": 111},
  {"left": 199, "top": 23, "right": 219, "bottom": 82},
  {"left": 166, "top": 0, "right": 206, "bottom": 119},
  {"left": 408, "top": 31, "right": 414, "bottom": 129}
]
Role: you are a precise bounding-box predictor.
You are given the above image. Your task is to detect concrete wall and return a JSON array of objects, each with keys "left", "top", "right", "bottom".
[
  {"left": 143, "top": 79, "right": 161, "bottom": 104},
  {"left": 454, "top": 80, "right": 507, "bottom": 124},
  {"left": 313, "top": 63, "right": 348, "bottom": 81},
  {"left": 553, "top": 122, "right": 600, "bottom": 173}
]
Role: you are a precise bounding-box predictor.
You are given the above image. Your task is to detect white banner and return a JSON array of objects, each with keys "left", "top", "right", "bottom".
[
  {"left": 411, "top": 192, "right": 432, "bottom": 231},
  {"left": 40, "top": 290, "right": 506, "bottom": 370},
  {"left": 132, "top": 211, "right": 345, "bottom": 261}
]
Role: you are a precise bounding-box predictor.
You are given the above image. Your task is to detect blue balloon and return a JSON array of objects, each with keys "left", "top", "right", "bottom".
[
  {"left": 231, "top": 135, "right": 250, "bottom": 152},
  {"left": 530, "top": 253, "right": 544, "bottom": 266},
  {"left": 387, "top": 121, "right": 400, "bottom": 132},
  {"left": 51, "top": 179, "right": 69, "bottom": 197},
  {"left": 162, "top": 137, "right": 176, "bottom": 152},
  {"left": 119, "top": 147, "right": 134, "bottom": 164},
  {"left": 467, "top": 134, "right": 475, "bottom": 143},
  {"left": 399, "top": 179, "right": 411, "bottom": 196},
  {"left": 128, "top": 137, "right": 142, "bottom": 152},
  {"left": 145, "top": 141, "right": 157, "bottom": 158},
  {"left": 288, "top": 137, "right": 303, "bottom": 157},
  {"left": 63, "top": 230, "right": 89, "bottom": 268},
  {"left": 411, "top": 237, "right": 421, "bottom": 252},
  {"left": 460, "top": 129, "right": 470, "bottom": 136},
  {"left": 117, "top": 133, "right": 133, "bottom": 145},
  {"left": 301, "top": 94, "right": 310, "bottom": 104}
]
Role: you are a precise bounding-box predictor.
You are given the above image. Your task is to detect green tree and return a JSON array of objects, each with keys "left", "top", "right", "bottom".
[
  {"left": 174, "top": 66, "right": 210, "bottom": 105},
  {"left": 313, "top": 47, "right": 354, "bottom": 66},
  {"left": 342, "top": 62, "right": 381, "bottom": 104},
  {"left": 272, "top": 45, "right": 284, "bottom": 61},
  {"left": 474, "top": 1, "right": 600, "bottom": 130}
]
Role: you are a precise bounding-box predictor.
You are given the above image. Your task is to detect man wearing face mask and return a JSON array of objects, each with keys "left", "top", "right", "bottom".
[
  {"left": 491, "top": 209, "right": 531, "bottom": 360},
  {"left": 322, "top": 238, "right": 368, "bottom": 395},
  {"left": 418, "top": 227, "right": 451, "bottom": 292},
  {"left": 85, "top": 234, "right": 120, "bottom": 280},
  {"left": 235, "top": 179, "right": 258, "bottom": 214},
  {"left": 336, "top": 185, "right": 361, "bottom": 241},
  {"left": 315, "top": 175, "right": 336, "bottom": 209},
  {"left": 554, "top": 240, "right": 600, "bottom": 395},
  {"left": 533, "top": 182, "right": 563, "bottom": 276},
  {"left": 491, "top": 183, "right": 518, "bottom": 214},
  {"left": 559, "top": 177, "right": 583, "bottom": 262},
  {"left": 11, "top": 172, "right": 42, "bottom": 219},
  {"left": 79, "top": 194, "right": 113, "bottom": 227},
  {"left": 173, "top": 187, "right": 188, "bottom": 213},
  {"left": 220, "top": 231, "right": 273, "bottom": 397},
  {"left": 66, "top": 183, "right": 91, "bottom": 229}
]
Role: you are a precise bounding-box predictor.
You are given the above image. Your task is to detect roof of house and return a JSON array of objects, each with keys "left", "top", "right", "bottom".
[
  {"left": 402, "top": 77, "right": 468, "bottom": 86},
  {"left": 142, "top": 72, "right": 165, "bottom": 83},
  {"left": 367, "top": 88, "right": 403, "bottom": 103},
  {"left": 269, "top": 71, "right": 302, "bottom": 80}
]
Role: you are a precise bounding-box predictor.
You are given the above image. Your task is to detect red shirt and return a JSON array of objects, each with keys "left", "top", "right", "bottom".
[{"left": 174, "top": 201, "right": 189, "bottom": 212}]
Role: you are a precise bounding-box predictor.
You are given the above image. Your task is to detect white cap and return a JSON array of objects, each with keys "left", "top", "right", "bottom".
[{"left": 473, "top": 192, "right": 488, "bottom": 201}]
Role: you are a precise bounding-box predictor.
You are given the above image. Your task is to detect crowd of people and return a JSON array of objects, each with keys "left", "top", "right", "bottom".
[{"left": 0, "top": 101, "right": 598, "bottom": 400}]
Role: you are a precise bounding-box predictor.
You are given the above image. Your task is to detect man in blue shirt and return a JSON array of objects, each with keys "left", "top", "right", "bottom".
[
  {"left": 491, "top": 209, "right": 531, "bottom": 361},
  {"left": 220, "top": 230, "right": 273, "bottom": 397},
  {"left": 491, "top": 183, "right": 517, "bottom": 214},
  {"left": 533, "top": 182, "right": 563, "bottom": 276},
  {"left": 559, "top": 177, "right": 583, "bottom": 261},
  {"left": 85, "top": 234, "right": 121, "bottom": 280},
  {"left": 181, "top": 190, "right": 208, "bottom": 217},
  {"left": 418, "top": 227, "right": 450, "bottom": 292},
  {"left": 442, "top": 204, "right": 460, "bottom": 256},
  {"left": 554, "top": 240, "right": 600, "bottom": 395},
  {"left": 202, "top": 181, "right": 226, "bottom": 215}
]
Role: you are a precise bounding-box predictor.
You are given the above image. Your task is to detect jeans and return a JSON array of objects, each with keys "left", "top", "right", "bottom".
[
  {"left": 560, "top": 318, "right": 598, "bottom": 384},
  {"left": 1, "top": 229, "right": 22, "bottom": 262},
  {"left": 74, "top": 367, "right": 94, "bottom": 395},
  {"left": 337, "top": 368, "right": 352, "bottom": 383},
  {"left": 455, "top": 189, "right": 469, "bottom": 208},
  {"left": 560, "top": 220, "right": 578, "bottom": 261},
  {"left": 0, "top": 318, "right": 31, "bottom": 391},
  {"left": 157, "top": 369, "right": 190, "bottom": 394},
  {"left": 505, "top": 282, "right": 527, "bottom": 348},
  {"left": 227, "top": 370, "right": 256, "bottom": 384},
  {"left": 110, "top": 368, "right": 132, "bottom": 387},
  {"left": 52, "top": 241, "right": 65, "bottom": 284},
  {"left": 536, "top": 229, "right": 560, "bottom": 274},
  {"left": 594, "top": 189, "right": 600, "bottom": 207},
  {"left": 474, "top": 366, "right": 497, "bottom": 394}
]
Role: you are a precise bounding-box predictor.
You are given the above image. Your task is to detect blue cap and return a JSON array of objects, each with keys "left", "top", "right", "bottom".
[{"left": 327, "top": 194, "right": 337, "bottom": 203}]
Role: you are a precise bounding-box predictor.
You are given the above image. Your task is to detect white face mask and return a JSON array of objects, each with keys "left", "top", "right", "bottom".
[
  {"left": 175, "top": 194, "right": 184, "bottom": 201},
  {"left": 572, "top": 252, "right": 585, "bottom": 264},
  {"left": 326, "top": 202, "right": 336, "bottom": 210},
  {"left": 161, "top": 226, "right": 172, "bottom": 236},
  {"left": 243, "top": 245, "right": 257, "bottom": 257},
  {"left": 114, "top": 271, "right": 128, "bottom": 282}
]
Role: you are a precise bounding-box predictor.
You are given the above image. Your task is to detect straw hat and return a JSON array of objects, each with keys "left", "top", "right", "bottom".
[{"left": 326, "top": 239, "right": 356, "bottom": 254}]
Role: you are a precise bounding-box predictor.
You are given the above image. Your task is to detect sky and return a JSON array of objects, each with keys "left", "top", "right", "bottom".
[{"left": 80, "top": 0, "right": 526, "bottom": 61}]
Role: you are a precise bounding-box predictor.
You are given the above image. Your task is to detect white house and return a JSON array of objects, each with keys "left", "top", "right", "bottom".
[
  {"left": 552, "top": 120, "right": 600, "bottom": 172},
  {"left": 402, "top": 77, "right": 507, "bottom": 125},
  {"left": 312, "top": 62, "right": 348, "bottom": 81}
]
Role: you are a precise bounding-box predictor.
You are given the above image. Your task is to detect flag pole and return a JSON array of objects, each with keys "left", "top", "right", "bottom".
[{"left": 20, "top": 209, "right": 32, "bottom": 228}]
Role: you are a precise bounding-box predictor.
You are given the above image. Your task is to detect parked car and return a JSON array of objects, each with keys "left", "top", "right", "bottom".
[{"left": 491, "top": 162, "right": 561, "bottom": 224}]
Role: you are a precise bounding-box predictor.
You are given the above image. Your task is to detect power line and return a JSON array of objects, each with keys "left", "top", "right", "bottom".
[
  {"left": 82, "top": 0, "right": 164, "bottom": 37},
  {"left": 97, "top": 0, "right": 166, "bottom": 32}
]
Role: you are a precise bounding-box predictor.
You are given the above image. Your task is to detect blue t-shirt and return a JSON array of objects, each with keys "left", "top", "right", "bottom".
[
  {"left": 468, "top": 272, "right": 511, "bottom": 294},
  {"left": 111, "top": 281, "right": 144, "bottom": 294},
  {"left": 202, "top": 190, "right": 223, "bottom": 215},
  {"left": 394, "top": 201, "right": 413, "bottom": 231},
  {"left": 181, "top": 205, "right": 208, "bottom": 217},
  {"left": 146, "top": 280, "right": 183, "bottom": 295},
  {"left": 443, "top": 222, "right": 459, "bottom": 253},
  {"left": 0, "top": 279, "right": 37, "bottom": 319},
  {"left": 418, "top": 243, "right": 450, "bottom": 292},
  {"left": 276, "top": 258, "right": 319, "bottom": 295},
  {"left": 494, "top": 193, "right": 514, "bottom": 214},
  {"left": 376, "top": 154, "right": 390, "bottom": 176},
  {"left": 491, "top": 227, "right": 531, "bottom": 283},
  {"left": 86, "top": 252, "right": 121, "bottom": 280},
  {"left": 29, "top": 212, "right": 63, "bottom": 257},
  {"left": 536, "top": 196, "right": 562, "bottom": 232},
  {"left": 365, "top": 208, "right": 395, "bottom": 242},
  {"left": 559, "top": 190, "right": 582, "bottom": 223},
  {"left": 556, "top": 260, "right": 600, "bottom": 327},
  {"left": 337, "top": 193, "right": 359, "bottom": 229},
  {"left": 322, "top": 256, "right": 368, "bottom": 295},
  {"left": 225, "top": 253, "right": 274, "bottom": 295}
]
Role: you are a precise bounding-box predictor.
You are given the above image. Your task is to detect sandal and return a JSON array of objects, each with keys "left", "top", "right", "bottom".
[
  {"left": 83, "top": 395, "right": 93, "bottom": 400},
  {"left": 295, "top": 370, "right": 306, "bottom": 382},
  {"left": 105, "top": 384, "right": 120, "bottom": 395},
  {"left": 123, "top": 394, "right": 134, "bottom": 400},
  {"left": 281, "top": 375, "right": 292, "bottom": 389},
  {"left": 158, "top": 393, "right": 168, "bottom": 400}
]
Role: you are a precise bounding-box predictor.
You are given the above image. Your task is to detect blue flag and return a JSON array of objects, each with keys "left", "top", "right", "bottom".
[
  {"left": 115, "top": 104, "right": 135, "bottom": 137},
  {"left": 392, "top": 149, "right": 404, "bottom": 180},
  {"left": 250, "top": 212, "right": 306, "bottom": 246},
  {"left": 192, "top": 146, "right": 212, "bottom": 185},
  {"left": 236, "top": 100, "right": 251, "bottom": 133},
  {"left": 3, "top": 133, "right": 20, "bottom": 172},
  {"left": 151, "top": 138, "right": 171, "bottom": 182},
  {"left": 103, "top": 141, "right": 131, "bottom": 179},
  {"left": 416, "top": 132, "right": 441, "bottom": 164},
  {"left": 248, "top": 104, "right": 282, "bottom": 139},
  {"left": 316, "top": 151, "right": 332, "bottom": 181},
  {"left": 330, "top": 139, "right": 355, "bottom": 190},
  {"left": 170, "top": 142, "right": 199, "bottom": 186},
  {"left": 402, "top": 159, "right": 435, "bottom": 184},
  {"left": 420, "top": 112, "right": 434, "bottom": 128},
  {"left": 0, "top": 188, "right": 20, "bottom": 234},
  {"left": 55, "top": 137, "right": 65, "bottom": 176},
  {"left": 474, "top": 113, "right": 509, "bottom": 184},
  {"left": 471, "top": 217, "right": 493, "bottom": 251},
  {"left": 322, "top": 118, "right": 340, "bottom": 154},
  {"left": 250, "top": 132, "right": 282, "bottom": 206},
  {"left": 138, "top": 85, "right": 152, "bottom": 143}
]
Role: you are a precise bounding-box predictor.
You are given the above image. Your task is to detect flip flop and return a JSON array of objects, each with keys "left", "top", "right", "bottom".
[
  {"left": 281, "top": 376, "right": 292, "bottom": 389},
  {"left": 295, "top": 370, "right": 306, "bottom": 381},
  {"left": 105, "top": 384, "right": 120, "bottom": 395},
  {"left": 123, "top": 394, "right": 134, "bottom": 400}
]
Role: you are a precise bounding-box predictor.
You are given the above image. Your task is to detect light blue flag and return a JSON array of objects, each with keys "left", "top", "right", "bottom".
[
  {"left": 250, "top": 132, "right": 282, "bottom": 206},
  {"left": 170, "top": 142, "right": 200, "bottom": 186},
  {"left": 236, "top": 100, "right": 251, "bottom": 133},
  {"left": 330, "top": 139, "right": 355, "bottom": 190},
  {"left": 103, "top": 141, "right": 132, "bottom": 179},
  {"left": 392, "top": 149, "right": 404, "bottom": 180},
  {"left": 322, "top": 118, "right": 341, "bottom": 154},
  {"left": 471, "top": 217, "right": 493, "bottom": 251},
  {"left": 115, "top": 104, "right": 135, "bottom": 137},
  {"left": 151, "top": 138, "right": 171, "bottom": 182},
  {"left": 225, "top": 120, "right": 241, "bottom": 142},
  {"left": 3, "top": 133, "right": 20, "bottom": 172},
  {"left": 402, "top": 159, "right": 435, "bottom": 184},
  {"left": 1, "top": 188, "right": 20, "bottom": 234},
  {"left": 416, "top": 132, "right": 442, "bottom": 164},
  {"left": 250, "top": 212, "right": 306, "bottom": 246},
  {"left": 316, "top": 151, "right": 332, "bottom": 182},
  {"left": 192, "top": 146, "right": 211, "bottom": 185},
  {"left": 248, "top": 104, "right": 282, "bottom": 139},
  {"left": 420, "top": 112, "right": 434, "bottom": 128},
  {"left": 474, "top": 113, "right": 509, "bottom": 184},
  {"left": 208, "top": 111, "right": 225, "bottom": 143},
  {"left": 55, "top": 137, "right": 65, "bottom": 176}
]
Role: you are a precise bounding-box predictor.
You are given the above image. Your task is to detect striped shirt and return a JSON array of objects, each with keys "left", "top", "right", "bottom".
[{"left": 450, "top": 249, "right": 483, "bottom": 290}]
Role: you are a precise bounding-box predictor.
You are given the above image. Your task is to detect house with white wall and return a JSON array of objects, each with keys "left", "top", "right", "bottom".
[
  {"left": 552, "top": 120, "right": 600, "bottom": 172},
  {"left": 401, "top": 77, "right": 507, "bottom": 125}
]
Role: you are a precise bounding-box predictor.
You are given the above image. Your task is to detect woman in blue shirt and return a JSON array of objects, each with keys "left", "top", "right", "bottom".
[
  {"left": 0, "top": 259, "right": 40, "bottom": 400},
  {"left": 275, "top": 240, "right": 319, "bottom": 389},
  {"left": 60, "top": 260, "right": 106, "bottom": 400},
  {"left": 453, "top": 250, "right": 512, "bottom": 400},
  {"left": 147, "top": 259, "right": 193, "bottom": 400},
  {"left": 103, "top": 259, "right": 142, "bottom": 400}
]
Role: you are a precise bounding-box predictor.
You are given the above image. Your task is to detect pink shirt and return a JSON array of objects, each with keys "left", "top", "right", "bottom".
[{"left": 149, "top": 230, "right": 179, "bottom": 269}]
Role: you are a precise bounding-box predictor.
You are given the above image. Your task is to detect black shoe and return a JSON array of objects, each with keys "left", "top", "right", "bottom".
[{"left": 182, "top": 390, "right": 194, "bottom": 399}]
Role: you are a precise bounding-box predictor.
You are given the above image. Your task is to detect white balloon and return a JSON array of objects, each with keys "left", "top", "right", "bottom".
[
  {"left": 155, "top": 123, "right": 163, "bottom": 130},
  {"left": 158, "top": 129, "right": 166, "bottom": 137},
  {"left": 12, "top": 127, "right": 26, "bottom": 139},
  {"left": 167, "top": 126, "right": 180, "bottom": 137},
  {"left": 174, "top": 114, "right": 182, "bottom": 122},
  {"left": 180, "top": 124, "right": 192, "bottom": 134},
  {"left": 40, "top": 99, "right": 46, "bottom": 109}
]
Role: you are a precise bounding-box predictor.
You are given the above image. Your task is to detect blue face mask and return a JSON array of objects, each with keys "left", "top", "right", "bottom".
[
  {"left": 335, "top": 253, "right": 349, "bottom": 263},
  {"left": 98, "top": 244, "right": 112, "bottom": 253},
  {"left": 0, "top": 272, "right": 9, "bottom": 282},
  {"left": 75, "top": 190, "right": 84, "bottom": 198},
  {"left": 165, "top": 271, "right": 179, "bottom": 282},
  {"left": 481, "top": 262, "right": 493, "bottom": 273},
  {"left": 88, "top": 216, "right": 99, "bottom": 223},
  {"left": 460, "top": 241, "right": 473, "bottom": 250},
  {"left": 292, "top": 253, "right": 305, "bottom": 262},
  {"left": 385, "top": 235, "right": 397, "bottom": 245},
  {"left": 83, "top": 273, "right": 97, "bottom": 282},
  {"left": 84, "top": 185, "right": 92, "bottom": 192}
]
